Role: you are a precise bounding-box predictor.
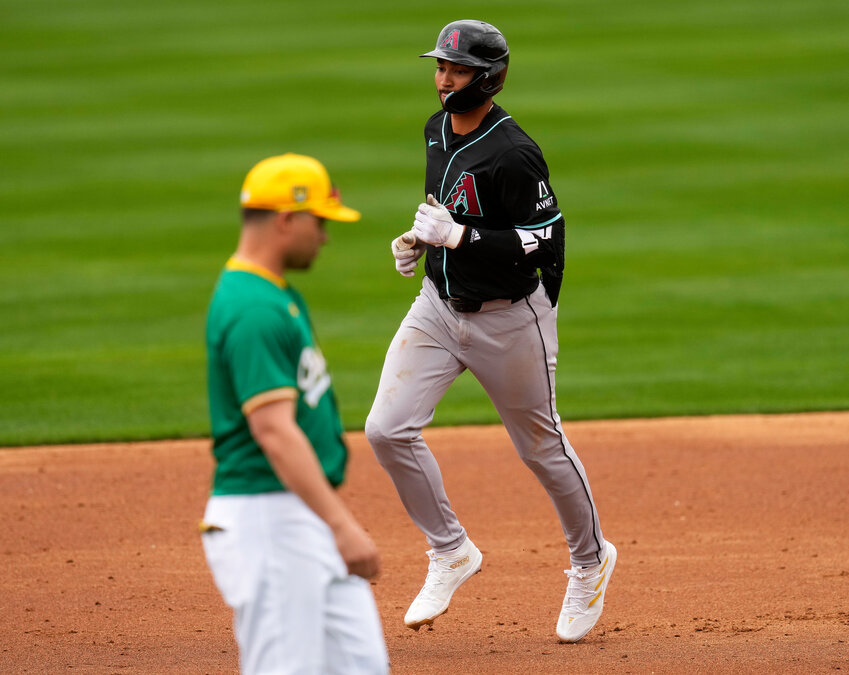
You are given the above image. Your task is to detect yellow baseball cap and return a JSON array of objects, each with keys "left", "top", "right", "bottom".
[{"left": 240, "top": 153, "right": 361, "bottom": 222}]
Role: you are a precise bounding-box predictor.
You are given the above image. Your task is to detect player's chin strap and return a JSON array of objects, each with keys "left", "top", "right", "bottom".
[{"left": 443, "top": 64, "right": 507, "bottom": 114}]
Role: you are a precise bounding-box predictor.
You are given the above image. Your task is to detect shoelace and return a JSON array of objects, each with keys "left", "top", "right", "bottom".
[
  {"left": 562, "top": 566, "right": 598, "bottom": 612},
  {"left": 416, "top": 550, "right": 454, "bottom": 600}
]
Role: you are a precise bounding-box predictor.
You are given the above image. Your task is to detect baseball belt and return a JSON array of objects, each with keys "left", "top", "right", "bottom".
[{"left": 447, "top": 297, "right": 483, "bottom": 313}]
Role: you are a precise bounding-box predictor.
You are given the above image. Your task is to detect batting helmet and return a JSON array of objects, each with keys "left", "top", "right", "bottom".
[{"left": 420, "top": 20, "right": 509, "bottom": 114}]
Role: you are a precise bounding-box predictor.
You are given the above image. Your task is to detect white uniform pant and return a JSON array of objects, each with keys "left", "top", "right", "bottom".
[
  {"left": 201, "top": 493, "right": 388, "bottom": 675},
  {"left": 365, "top": 277, "right": 605, "bottom": 567}
]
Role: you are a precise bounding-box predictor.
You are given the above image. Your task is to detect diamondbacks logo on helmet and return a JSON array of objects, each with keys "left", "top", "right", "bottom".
[
  {"left": 446, "top": 172, "right": 482, "bottom": 216},
  {"left": 440, "top": 29, "right": 460, "bottom": 50}
]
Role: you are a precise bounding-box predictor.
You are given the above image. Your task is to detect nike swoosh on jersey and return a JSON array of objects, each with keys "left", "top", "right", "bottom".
[{"left": 428, "top": 138, "right": 439, "bottom": 146}]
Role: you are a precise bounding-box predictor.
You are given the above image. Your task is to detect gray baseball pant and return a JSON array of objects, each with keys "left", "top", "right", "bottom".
[{"left": 365, "top": 277, "right": 605, "bottom": 567}]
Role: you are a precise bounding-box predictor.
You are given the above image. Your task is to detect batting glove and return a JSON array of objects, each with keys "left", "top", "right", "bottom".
[
  {"left": 412, "top": 194, "right": 465, "bottom": 249},
  {"left": 391, "top": 233, "right": 425, "bottom": 277}
]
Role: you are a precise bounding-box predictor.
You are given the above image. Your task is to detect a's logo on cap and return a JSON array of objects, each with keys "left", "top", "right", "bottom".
[
  {"left": 240, "top": 189, "right": 250, "bottom": 203},
  {"left": 441, "top": 29, "right": 459, "bottom": 50},
  {"left": 292, "top": 186, "right": 308, "bottom": 203}
]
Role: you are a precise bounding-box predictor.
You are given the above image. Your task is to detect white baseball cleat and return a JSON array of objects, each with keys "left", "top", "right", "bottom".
[
  {"left": 404, "top": 537, "right": 483, "bottom": 630},
  {"left": 556, "top": 540, "right": 617, "bottom": 643}
]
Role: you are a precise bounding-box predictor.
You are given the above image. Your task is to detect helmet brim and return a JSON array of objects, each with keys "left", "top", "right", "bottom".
[{"left": 420, "top": 49, "right": 491, "bottom": 68}]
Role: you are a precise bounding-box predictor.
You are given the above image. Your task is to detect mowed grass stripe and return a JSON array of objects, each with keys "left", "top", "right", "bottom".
[{"left": 1, "top": 0, "right": 847, "bottom": 444}]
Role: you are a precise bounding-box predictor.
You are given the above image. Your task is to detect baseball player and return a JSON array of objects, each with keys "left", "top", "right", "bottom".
[
  {"left": 201, "top": 154, "right": 388, "bottom": 674},
  {"left": 365, "top": 20, "right": 616, "bottom": 642}
]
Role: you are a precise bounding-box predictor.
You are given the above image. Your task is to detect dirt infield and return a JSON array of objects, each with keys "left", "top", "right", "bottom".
[{"left": 1, "top": 413, "right": 847, "bottom": 673}]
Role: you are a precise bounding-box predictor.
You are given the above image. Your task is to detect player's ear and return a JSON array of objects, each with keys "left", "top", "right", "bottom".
[{"left": 272, "top": 211, "right": 296, "bottom": 235}]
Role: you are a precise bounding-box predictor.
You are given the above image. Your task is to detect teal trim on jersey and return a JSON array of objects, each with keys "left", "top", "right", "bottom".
[
  {"left": 438, "top": 115, "right": 513, "bottom": 202},
  {"left": 443, "top": 249, "right": 451, "bottom": 297},
  {"left": 437, "top": 113, "right": 514, "bottom": 297},
  {"left": 441, "top": 112, "right": 448, "bottom": 151},
  {"left": 516, "top": 211, "right": 563, "bottom": 229}
]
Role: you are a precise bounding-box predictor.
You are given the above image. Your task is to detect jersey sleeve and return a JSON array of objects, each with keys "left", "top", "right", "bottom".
[
  {"left": 494, "top": 146, "right": 557, "bottom": 222},
  {"left": 223, "top": 306, "right": 298, "bottom": 407},
  {"left": 451, "top": 144, "right": 565, "bottom": 304},
  {"left": 459, "top": 145, "right": 564, "bottom": 267}
]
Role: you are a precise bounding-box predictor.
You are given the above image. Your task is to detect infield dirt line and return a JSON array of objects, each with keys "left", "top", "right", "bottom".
[{"left": 1, "top": 412, "right": 847, "bottom": 674}]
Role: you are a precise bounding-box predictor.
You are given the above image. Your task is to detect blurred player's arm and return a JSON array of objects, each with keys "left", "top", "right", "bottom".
[{"left": 247, "top": 398, "right": 380, "bottom": 579}]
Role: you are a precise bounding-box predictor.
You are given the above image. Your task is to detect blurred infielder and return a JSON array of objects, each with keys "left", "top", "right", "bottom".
[
  {"left": 201, "top": 154, "right": 388, "bottom": 674},
  {"left": 365, "top": 20, "right": 616, "bottom": 642}
]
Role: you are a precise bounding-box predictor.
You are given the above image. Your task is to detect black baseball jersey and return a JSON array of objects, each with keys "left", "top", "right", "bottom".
[{"left": 423, "top": 103, "right": 565, "bottom": 305}]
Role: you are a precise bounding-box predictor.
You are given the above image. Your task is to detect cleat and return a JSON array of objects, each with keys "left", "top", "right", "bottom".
[
  {"left": 404, "top": 538, "right": 482, "bottom": 629},
  {"left": 557, "top": 540, "right": 617, "bottom": 643}
]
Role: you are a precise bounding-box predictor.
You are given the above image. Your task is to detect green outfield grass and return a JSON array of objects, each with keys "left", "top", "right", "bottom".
[{"left": 1, "top": 0, "right": 847, "bottom": 445}]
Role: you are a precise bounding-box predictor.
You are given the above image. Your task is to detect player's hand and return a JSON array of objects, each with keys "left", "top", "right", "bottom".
[
  {"left": 412, "top": 194, "right": 465, "bottom": 249},
  {"left": 391, "top": 233, "right": 426, "bottom": 277},
  {"left": 333, "top": 520, "right": 381, "bottom": 579}
]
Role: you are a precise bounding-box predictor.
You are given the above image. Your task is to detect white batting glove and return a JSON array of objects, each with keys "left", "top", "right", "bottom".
[
  {"left": 391, "top": 233, "right": 425, "bottom": 277},
  {"left": 412, "top": 194, "right": 465, "bottom": 249}
]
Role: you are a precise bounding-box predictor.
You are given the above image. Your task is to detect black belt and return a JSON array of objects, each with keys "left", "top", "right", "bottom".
[
  {"left": 447, "top": 296, "right": 525, "bottom": 313},
  {"left": 447, "top": 297, "right": 483, "bottom": 313}
]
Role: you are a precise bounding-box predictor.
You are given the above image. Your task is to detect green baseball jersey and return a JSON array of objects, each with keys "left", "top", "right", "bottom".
[{"left": 205, "top": 259, "right": 347, "bottom": 495}]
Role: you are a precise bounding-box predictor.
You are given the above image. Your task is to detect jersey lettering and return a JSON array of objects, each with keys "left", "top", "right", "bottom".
[
  {"left": 536, "top": 196, "right": 555, "bottom": 210},
  {"left": 446, "top": 172, "right": 483, "bottom": 216},
  {"left": 441, "top": 29, "right": 460, "bottom": 50},
  {"left": 297, "top": 346, "right": 331, "bottom": 408},
  {"left": 535, "top": 180, "right": 553, "bottom": 209}
]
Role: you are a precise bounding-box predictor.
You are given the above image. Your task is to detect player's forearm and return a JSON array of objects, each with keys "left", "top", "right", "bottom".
[
  {"left": 454, "top": 223, "right": 563, "bottom": 267},
  {"left": 259, "top": 422, "right": 357, "bottom": 532},
  {"left": 514, "top": 223, "right": 563, "bottom": 268},
  {"left": 247, "top": 400, "right": 379, "bottom": 578}
]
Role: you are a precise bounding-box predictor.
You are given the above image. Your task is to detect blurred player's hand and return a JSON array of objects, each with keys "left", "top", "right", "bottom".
[
  {"left": 334, "top": 520, "right": 381, "bottom": 579},
  {"left": 391, "top": 234, "right": 426, "bottom": 277},
  {"left": 412, "top": 194, "right": 465, "bottom": 248}
]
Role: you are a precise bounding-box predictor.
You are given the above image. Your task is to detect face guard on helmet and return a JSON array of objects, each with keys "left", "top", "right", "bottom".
[{"left": 420, "top": 20, "right": 509, "bottom": 114}]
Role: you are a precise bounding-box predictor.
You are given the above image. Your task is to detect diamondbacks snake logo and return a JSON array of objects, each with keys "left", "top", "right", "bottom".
[
  {"left": 441, "top": 29, "right": 460, "bottom": 50},
  {"left": 446, "top": 172, "right": 483, "bottom": 216}
]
